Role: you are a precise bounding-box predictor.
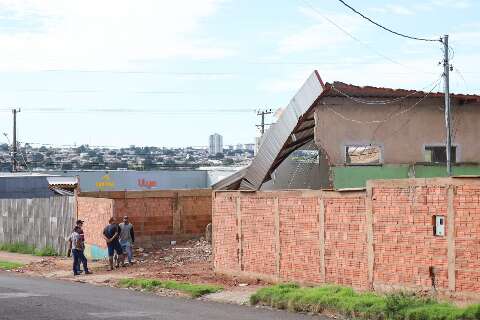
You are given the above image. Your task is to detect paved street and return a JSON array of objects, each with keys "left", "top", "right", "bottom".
[{"left": 0, "top": 273, "right": 318, "bottom": 320}]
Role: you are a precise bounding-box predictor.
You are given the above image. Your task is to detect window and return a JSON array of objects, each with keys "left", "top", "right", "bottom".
[
  {"left": 345, "top": 145, "right": 381, "bottom": 165},
  {"left": 424, "top": 146, "right": 456, "bottom": 163}
]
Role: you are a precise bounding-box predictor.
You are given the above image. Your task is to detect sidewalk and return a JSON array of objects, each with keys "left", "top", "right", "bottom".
[{"left": 0, "top": 251, "right": 44, "bottom": 264}]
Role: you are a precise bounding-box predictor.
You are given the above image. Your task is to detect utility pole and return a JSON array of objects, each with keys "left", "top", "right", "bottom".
[
  {"left": 442, "top": 35, "right": 452, "bottom": 176},
  {"left": 11, "top": 108, "right": 20, "bottom": 172},
  {"left": 256, "top": 109, "right": 273, "bottom": 134}
]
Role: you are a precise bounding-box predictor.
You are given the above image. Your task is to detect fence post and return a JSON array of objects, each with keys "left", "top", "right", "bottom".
[
  {"left": 366, "top": 182, "right": 375, "bottom": 290},
  {"left": 274, "top": 197, "right": 280, "bottom": 280},
  {"left": 235, "top": 196, "right": 243, "bottom": 271},
  {"left": 319, "top": 196, "right": 326, "bottom": 283},
  {"left": 447, "top": 185, "right": 456, "bottom": 292}
]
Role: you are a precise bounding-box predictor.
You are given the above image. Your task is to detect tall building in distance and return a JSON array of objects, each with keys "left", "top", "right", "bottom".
[{"left": 209, "top": 133, "right": 223, "bottom": 155}]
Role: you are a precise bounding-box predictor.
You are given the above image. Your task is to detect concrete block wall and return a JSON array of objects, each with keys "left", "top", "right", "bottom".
[
  {"left": 78, "top": 189, "right": 212, "bottom": 257},
  {"left": 213, "top": 178, "right": 480, "bottom": 296}
]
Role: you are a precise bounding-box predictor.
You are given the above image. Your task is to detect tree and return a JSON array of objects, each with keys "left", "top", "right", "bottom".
[
  {"left": 222, "top": 158, "right": 234, "bottom": 165},
  {"left": 0, "top": 143, "right": 9, "bottom": 151}
]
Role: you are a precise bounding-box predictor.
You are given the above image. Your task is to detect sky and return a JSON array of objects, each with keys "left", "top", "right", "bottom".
[{"left": 0, "top": 0, "right": 478, "bottom": 148}]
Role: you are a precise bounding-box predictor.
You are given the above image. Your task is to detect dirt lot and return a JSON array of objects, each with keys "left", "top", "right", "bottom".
[{"left": 13, "top": 239, "right": 263, "bottom": 301}]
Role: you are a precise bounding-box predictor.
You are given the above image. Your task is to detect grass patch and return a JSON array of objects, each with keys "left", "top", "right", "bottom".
[
  {"left": 250, "top": 284, "right": 480, "bottom": 320},
  {"left": 118, "top": 278, "right": 223, "bottom": 298},
  {"left": 0, "top": 243, "right": 57, "bottom": 256},
  {"left": 0, "top": 260, "right": 24, "bottom": 270}
]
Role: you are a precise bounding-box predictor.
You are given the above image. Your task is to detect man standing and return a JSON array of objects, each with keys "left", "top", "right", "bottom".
[
  {"left": 70, "top": 226, "right": 91, "bottom": 275},
  {"left": 119, "top": 216, "right": 135, "bottom": 264},
  {"left": 67, "top": 220, "right": 91, "bottom": 275},
  {"left": 76, "top": 220, "right": 91, "bottom": 275},
  {"left": 103, "top": 217, "right": 124, "bottom": 271}
]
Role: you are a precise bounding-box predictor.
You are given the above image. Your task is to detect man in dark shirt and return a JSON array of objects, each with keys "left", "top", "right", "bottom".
[{"left": 103, "top": 217, "right": 125, "bottom": 271}]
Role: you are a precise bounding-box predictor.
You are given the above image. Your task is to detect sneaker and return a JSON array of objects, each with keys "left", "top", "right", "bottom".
[
  {"left": 73, "top": 273, "right": 81, "bottom": 276},
  {"left": 85, "top": 271, "right": 93, "bottom": 275}
]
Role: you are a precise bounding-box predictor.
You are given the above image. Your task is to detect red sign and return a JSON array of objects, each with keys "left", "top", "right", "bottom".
[{"left": 138, "top": 178, "right": 157, "bottom": 189}]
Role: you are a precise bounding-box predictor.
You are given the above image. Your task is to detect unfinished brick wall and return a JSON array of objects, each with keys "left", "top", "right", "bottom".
[
  {"left": 279, "top": 196, "right": 321, "bottom": 283},
  {"left": 454, "top": 185, "right": 480, "bottom": 292},
  {"left": 114, "top": 197, "right": 174, "bottom": 246},
  {"left": 324, "top": 196, "right": 368, "bottom": 289},
  {"left": 213, "top": 190, "right": 367, "bottom": 287},
  {"left": 78, "top": 189, "right": 212, "bottom": 249},
  {"left": 212, "top": 194, "right": 239, "bottom": 272},
  {"left": 241, "top": 196, "right": 276, "bottom": 276},
  {"left": 77, "top": 197, "right": 114, "bottom": 249},
  {"left": 181, "top": 195, "right": 213, "bottom": 235},
  {"left": 213, "top": 178, "right": 480, "bottom": 296},
  {"left": 372, "top": 186, "right": 449, "bottom": 291}
]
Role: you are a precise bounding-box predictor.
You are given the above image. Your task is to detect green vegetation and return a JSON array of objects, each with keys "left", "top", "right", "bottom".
[
  {"left": 0, "top": 242, "right": 58, "bottom": 256},
  {"left": 118, "top": 278, "right": 222, "bottom": 298},
  {"left": 250, "top": 284, "right": 480, "bottom": 320},
  {"left": 0, "top": 260, "right": 24, "bottom": 270}
]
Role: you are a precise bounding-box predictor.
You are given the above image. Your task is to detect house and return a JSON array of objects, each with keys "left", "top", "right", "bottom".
[{"left": 214, "top": 70, "right": 480, "bottom": 190}]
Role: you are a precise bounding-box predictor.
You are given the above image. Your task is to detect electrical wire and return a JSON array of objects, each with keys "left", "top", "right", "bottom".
[
  {"left": 327, "top": 76, "right": 443, "bottom": 124},
  {"left": 0, "top": 107, "right": 257, "bottom": 114},
  {"left": 335, "top": 0, "right": 441, "bottom": 42},
  {"left": 298, "top": 0, "right": 438, "bottom": 74},
  {"left": 330, "top": 76, "right": 443, "bottom": 105}
]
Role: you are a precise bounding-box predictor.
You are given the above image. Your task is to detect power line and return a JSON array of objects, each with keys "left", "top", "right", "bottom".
[
  {"left": 0, "top": 107, "right": 257, "bottom": 114},
  {"left": 298, "top": 0, "right": 435, "bottom": 73},
  {"left": 335, "top": 0, "right": 441, "bottom": 42},
  {"left": 330, "top": 76, "right": 443, "bottom": 105},
  {"left": 326, "top": 76, "right": 443, "bottom": 124}
]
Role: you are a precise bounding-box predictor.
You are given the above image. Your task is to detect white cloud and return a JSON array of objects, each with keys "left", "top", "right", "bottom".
[
  {"left": 371, "top": 4, "right": 414, "bottom": 16},
  {"left": 277, "top": 7, "right": 361, "bottom": 54},
  {"left": 429, "top": 0, "right": 472, "bottom": 9},
  {"left": 0, "top": 0, "right": 234, "bottom": 71}
]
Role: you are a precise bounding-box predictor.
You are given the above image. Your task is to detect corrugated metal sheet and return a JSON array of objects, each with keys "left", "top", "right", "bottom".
[{"left": 215, "top": 70, "right": 325, "bottom": 190}]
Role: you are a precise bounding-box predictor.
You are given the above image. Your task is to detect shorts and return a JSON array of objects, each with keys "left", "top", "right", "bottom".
[{"left": 107, "top": 240, "right": 123, "bottom": 257}]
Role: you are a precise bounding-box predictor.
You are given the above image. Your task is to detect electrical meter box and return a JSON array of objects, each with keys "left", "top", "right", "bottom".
[{"left": 434, "top": 215, "right": 445, "bottom": 236}]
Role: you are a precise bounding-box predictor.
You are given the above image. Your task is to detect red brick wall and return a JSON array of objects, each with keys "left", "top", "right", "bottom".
[
  {"left": 78, "top": 190, "right": 212, "bottom": 248},
  {"left": 372, "top": 186, "right": 449, "bottom": 290},
  {"left": 181, "top": 196, "right": 212, "bottom": 235},
  {"left": 279, "top": 196, "right": 321, "bottom": 283},
  {"left": 212, "top": 194, "right": 239, "bottom": 272},
  {"left": 114, "top": 197, "right": 174, "bottom": 247},
  {"left": 77, "top": 197, "right": 114, "bottom": 249},
  {"left": 213, "top": 179, "right": 480, "bottom": 295},
  {"left": 241, "top": 197, "right": 277, "bottom": 276},
  {"left": 324, "top": 196, "right": 368, "bottom": 289},
  {"left": 454, "top": 185, "right": 480, "bottom": 292}
]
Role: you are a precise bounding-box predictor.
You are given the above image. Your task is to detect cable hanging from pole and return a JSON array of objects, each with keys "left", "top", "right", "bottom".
[
  {"left": 330, "top": 75, "right": 443, "bottom": 105},
  {"left": 326, "top": 76, "right": 443, "bottom": 125},
  {"left": 335, "top": 0, "right": 441, "bottom": 42}
]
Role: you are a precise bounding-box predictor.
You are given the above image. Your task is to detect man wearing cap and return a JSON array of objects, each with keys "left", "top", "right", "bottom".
[
  {"left": 68, "top": 219, "right": 91, "bottom": 275},
  {"left": 119, "top": 216, "right": 135, "bottom": 264}
]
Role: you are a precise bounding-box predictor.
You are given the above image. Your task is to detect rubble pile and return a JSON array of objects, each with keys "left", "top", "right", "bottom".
[{"left": 135, "top": 238, "right": 212, "bottom": 268}]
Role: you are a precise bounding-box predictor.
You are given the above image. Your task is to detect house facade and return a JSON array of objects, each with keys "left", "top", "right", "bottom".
[{"left": 214, "top": 71, "right": 480, "bottom": 190}]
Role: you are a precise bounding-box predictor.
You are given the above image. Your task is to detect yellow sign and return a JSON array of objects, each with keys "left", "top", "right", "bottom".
[{"left": 95, "top": 174, "right": 115, "bottom": 189}]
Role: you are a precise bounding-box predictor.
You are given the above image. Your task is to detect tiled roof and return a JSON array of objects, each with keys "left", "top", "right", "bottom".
[{"left": 324, "top": 81, "right": 480, "bottom": 103}]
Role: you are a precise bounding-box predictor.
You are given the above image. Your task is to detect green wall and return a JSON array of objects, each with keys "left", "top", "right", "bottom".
[{"left": 332, "top": 165, "right": 480, "bottom": 189}]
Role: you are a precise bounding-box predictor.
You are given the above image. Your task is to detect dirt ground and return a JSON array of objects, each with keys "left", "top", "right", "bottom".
[{"left": 11, "top": 239, "right": 263, "bottom": 303}]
